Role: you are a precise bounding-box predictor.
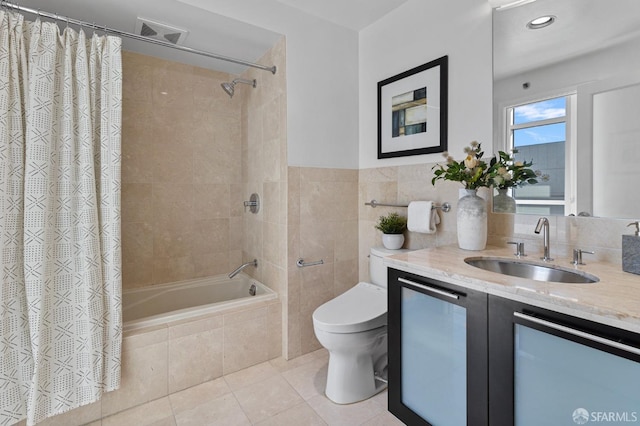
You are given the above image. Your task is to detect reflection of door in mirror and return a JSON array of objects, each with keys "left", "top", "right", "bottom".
[{"left": 578, "top": 75, "right": 640, "bottom": 219}]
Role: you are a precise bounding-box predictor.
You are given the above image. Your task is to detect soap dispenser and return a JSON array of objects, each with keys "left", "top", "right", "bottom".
[{"left": 622, "top": 221, "right": 640, "bottom": 275}]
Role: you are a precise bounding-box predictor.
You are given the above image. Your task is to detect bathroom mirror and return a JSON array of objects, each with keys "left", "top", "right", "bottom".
[{"left": 492, "top": 0, "right": 640, "bottom": 218}]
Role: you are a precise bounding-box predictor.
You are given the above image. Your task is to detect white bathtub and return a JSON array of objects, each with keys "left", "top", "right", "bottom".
[{"left": 123, "top": 274, "right": 277, "bottom": 332}]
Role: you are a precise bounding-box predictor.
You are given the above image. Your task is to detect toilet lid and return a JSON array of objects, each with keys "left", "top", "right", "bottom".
[{"left": 312, "top": 282, "right": 387, "bottom": 334}]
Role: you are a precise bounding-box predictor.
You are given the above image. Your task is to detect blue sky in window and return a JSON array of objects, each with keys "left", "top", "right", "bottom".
[{"left": 514, "top": 97, "right": 566, "bottom": 146}]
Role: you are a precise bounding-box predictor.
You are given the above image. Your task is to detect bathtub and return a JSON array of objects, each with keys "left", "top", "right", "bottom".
[{"left": 123, "top": 273, "right": 277, "bottom": 332}]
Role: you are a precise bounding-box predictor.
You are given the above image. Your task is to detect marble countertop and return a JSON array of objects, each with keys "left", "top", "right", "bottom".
[{"left": 384, "top": 245, "right": 640, "bottom": 334}]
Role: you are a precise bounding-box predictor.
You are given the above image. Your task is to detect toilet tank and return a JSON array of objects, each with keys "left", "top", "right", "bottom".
[{"left": 369, "top": 247, "right": 412, "bottom": 288}]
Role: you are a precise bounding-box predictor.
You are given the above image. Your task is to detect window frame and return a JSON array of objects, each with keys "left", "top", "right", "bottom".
[{"left": 498, "top": 92, "right": 577, "bottom": 215}]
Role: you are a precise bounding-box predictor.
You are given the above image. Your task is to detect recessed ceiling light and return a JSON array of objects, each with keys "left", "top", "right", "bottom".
[{"left": 527, "top": 15, "right": 555, "bottom": 29}]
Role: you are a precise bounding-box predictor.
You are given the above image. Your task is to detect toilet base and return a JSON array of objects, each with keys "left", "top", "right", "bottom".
[{"left": 321, "top": 328, "right": 388, "bottom": 404}]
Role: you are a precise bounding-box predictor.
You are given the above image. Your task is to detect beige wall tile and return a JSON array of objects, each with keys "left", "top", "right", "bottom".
[
  {"left": 122, "top": 258, "right": 153, "bottom": 289},
  {"left": 268, "top": 302, "right": 283, "bottom": 360},
  {"left": 194, "top": 184, "right": 231, "bottom": 219},
  {"left": 152, "top": 256, "right": 195, "bottom": 284},
  {"left": 299, "top": 222, "right": 334, "bottom": 266},
  {"left": 168, "top": 315, "right": 223, "bottom": 340},
  {"left": 223, "top": 316, "right": 269, "bottom": 374},
  {"left": 168, "top": 327, "right": 224, "bottom": 393},
  {"left": 152, "top": 183, "right": 193, "bottom": 229},
  {"left": 122, "top": 183, "right": 153, "bottom": 223},
  {"left": 334, "top": 259, "right": 358, "bottom": 296},
  {"left": 122, "top": 222, "right": 153, "bottom": 263},
  {"left": 191, "top": 219, "right": 230, "bottom": 254},
  {"left": 152, "top": 147, "right": 194, "bottom": 184},
  {"left": 122, "top": 138, "right": 153, "bottom": 184},
  {"left": 263, "top": 181, "right": 281, "bottom": 223},
  {"left": 333, "top": 220, "right": 359, "bottom": 262},
  {"left": 101, "top": 341, "right": 168, "bottom": 417}
]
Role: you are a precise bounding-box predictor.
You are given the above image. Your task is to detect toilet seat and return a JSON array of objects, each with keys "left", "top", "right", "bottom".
[{"left": 313, "top": 282, "right": 387, "bottom": 334}]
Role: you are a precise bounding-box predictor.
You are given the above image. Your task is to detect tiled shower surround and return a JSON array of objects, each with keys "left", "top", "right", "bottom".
[{"left": 121, "top": 51, "right": 246, "bottom": 289}]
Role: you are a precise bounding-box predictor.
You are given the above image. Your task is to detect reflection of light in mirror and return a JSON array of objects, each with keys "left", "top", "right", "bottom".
[{"left": 527, "top": 15, "right": 555, "bottom": 29}]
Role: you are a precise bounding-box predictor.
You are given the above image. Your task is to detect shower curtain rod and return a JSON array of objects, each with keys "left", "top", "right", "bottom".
[{"left": 0, "top": 0, "right": 277, "bottom": 74}]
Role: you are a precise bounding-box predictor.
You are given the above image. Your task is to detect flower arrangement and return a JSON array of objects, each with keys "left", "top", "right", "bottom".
[
  {"left": 432, "top": 142, "right": 543, "bottom": 190},
  {"left": 374, "top": 212, "right": 407, "bottom": 235},
  {"left": 431, "top": 141, "right": 497, "bottom": 190},
  {"left": 492, "top": 150, "right": 539, "bottom": 189}
]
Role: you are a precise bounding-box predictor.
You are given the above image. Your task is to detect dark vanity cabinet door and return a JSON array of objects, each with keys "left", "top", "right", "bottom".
[
  {"left": 388, "top": 268, "right": 488, "bottom": 426},
  {"left": 489, "top": 296, "right": 640, "bottom": 426}
]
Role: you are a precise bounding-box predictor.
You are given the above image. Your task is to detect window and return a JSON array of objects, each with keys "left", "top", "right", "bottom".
[{"left": 506, "top": 96, "right": 571, "bottom": 215}]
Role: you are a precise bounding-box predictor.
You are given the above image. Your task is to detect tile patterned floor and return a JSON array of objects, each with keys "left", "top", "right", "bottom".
[{"left": 99, "top": 349, "right": 405, "bottom": 426}]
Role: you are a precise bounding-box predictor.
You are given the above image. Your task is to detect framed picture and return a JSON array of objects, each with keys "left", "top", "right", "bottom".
[{"left": 377, "top": 55, "right": 448, "bottom": 159}]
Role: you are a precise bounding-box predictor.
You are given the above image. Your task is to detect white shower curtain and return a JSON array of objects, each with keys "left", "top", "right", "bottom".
[{"left": 0, "top": 11, "right": 121, "bottom": 426}]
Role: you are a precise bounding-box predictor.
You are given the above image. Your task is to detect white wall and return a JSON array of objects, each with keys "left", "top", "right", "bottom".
[
  {"left": 359, "top": 0, "right": 494, "bottom": 169},
  {"left": 177, "top": 0, "right": 360, "bottom": 169}
]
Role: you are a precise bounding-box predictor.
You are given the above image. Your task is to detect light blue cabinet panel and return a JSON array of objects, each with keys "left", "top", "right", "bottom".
[
  {"left": 515, "top": 324, "right": 640, "bottom": 425},
  {"left": 401, "top": 286, "right": 467, "bottom": 426}
]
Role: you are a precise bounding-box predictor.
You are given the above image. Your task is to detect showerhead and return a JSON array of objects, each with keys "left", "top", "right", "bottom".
[
  {"left": 220, "top": 78, "right": 257, "bottom": 98},
  {"left": 221, "top": 82, "right": 235, "bottom": 97}
]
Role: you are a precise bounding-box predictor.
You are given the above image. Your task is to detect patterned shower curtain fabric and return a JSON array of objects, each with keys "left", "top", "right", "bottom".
[{"left": 0, "top": 11, "right": 122, "bottom": 426}]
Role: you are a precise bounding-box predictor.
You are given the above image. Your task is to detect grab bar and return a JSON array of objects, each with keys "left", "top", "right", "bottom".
[
  {"left": 296, "top": 258, "right": 324, "bottom": 268},
  {"left": 364, "top": 199, "right": 451, "bottom": 212}
]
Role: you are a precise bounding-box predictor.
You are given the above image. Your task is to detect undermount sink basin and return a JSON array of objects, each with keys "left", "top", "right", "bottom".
[{"left": 464, "top": 257, "right": 599, "bottom": 284}]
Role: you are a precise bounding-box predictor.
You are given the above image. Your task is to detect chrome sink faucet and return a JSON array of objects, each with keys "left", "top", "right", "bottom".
[{"left": 534, "top": 217, "right": 553, "bottom": 261}]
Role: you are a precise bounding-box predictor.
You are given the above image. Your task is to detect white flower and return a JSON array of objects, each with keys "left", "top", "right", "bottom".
[
  {"left": 464, "top": 155, "right": 477, "bottom": 169},
  {"left": 514, "top": 161, "right": 524, "bottom": 167}
]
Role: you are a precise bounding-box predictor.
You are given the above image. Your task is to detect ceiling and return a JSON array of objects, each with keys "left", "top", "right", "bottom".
[
  {"left": 6, "top": 0, "right": 640, "bottom": 80},
  {"left": 7, "top": 0, "right": 408, "bottom": 75},
  {"left": 274, "top": 0, "right": 408, "bottom": 31},
  {"left": 493, "top": 0, "right": 640, "bottom": 80}
]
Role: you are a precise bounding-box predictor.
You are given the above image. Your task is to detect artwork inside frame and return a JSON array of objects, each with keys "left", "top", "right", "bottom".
[{"left": 377, "top": 55, "right": 448, "bottom": 159}]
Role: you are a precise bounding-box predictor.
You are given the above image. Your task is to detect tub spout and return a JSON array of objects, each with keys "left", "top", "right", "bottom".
[{"left": 229, "top": 259, "right": 258, "bottom": 279}]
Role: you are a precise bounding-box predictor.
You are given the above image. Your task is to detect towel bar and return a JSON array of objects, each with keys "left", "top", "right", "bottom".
[{"left": 364, "top": 199, "right": 451, "bottom": 212}]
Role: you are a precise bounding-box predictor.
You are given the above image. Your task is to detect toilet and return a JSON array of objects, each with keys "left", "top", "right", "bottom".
[{"left": 312, "top": 247, "right": 411, "bottom": 404}]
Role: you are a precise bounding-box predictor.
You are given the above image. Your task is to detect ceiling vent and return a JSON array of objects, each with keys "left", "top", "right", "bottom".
[{"left": 134, "top": 18, "right": 188, "bottom": 45}]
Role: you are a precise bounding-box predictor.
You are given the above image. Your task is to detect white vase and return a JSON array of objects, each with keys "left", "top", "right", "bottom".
[
  {"left": 382, "top": 234, "right": 405, "bottom": 250},
  {"left": 493, "top": 188, "right": 517, "bottom": 213},
  {"left": 457, "top": 189, "right": 487, "bottom": 251}
]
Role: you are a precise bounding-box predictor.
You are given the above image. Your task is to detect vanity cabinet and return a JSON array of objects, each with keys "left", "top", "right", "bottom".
[
  {"left": 387, "top": 268, "right": 488, "bottom": 426},
  {"left": 488, "top": 296, "right": 640, "bottom": 426},
  {"left": 388, "top": 267, "right": 640, "bottom": 426}
]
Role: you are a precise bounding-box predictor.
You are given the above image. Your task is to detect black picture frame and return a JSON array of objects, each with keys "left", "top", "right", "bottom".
[{"left": 377, "top": 55, "right": 448, "bottom": 159}]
